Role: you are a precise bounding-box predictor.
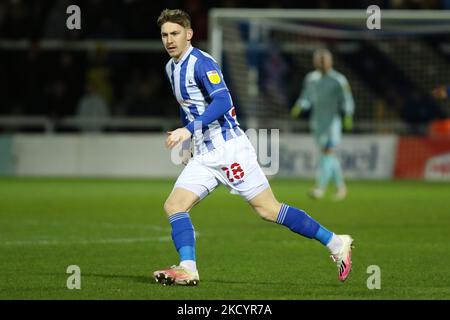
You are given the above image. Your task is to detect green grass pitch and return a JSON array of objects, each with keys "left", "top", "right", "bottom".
[{"left": 0, "top": 178, "right": 449, "bottom": 299}]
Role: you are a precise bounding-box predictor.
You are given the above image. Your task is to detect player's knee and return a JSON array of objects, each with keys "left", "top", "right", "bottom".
[
  {"left": 258, "top": 209, "right": 277, "bottom": 222},
  {"left": 163, "top": 198, "right": 191, "bottom": 216},
  {"left": 253, "top": 203, "right": 281, "bottom": 222}
]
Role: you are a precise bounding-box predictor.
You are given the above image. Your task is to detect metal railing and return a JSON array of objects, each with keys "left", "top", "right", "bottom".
[
  {"left": 0, "top": 116, "right": 180, "bottom": 133},
  {"left": 0, "top": 115, "right": 424, "bottom": 135}
]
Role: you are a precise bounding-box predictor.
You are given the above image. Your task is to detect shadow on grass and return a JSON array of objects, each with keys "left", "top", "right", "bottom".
[
  {"left": 82, "top": 274, "right": 324, "bottom": 289},
  {"left": 42, "top": 271, "right": 343, "bottom": 291},
  {"left": 76, "top": 273, "right": 152, "bottom": 284},
  {"left": 206, "top": 278, "right": 342, "bottom": 289},
  {"left": 207, "top": 278, "right": 282, "bottom": 286}
]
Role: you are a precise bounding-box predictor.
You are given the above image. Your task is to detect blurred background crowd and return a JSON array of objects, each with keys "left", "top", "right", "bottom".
[{"left": 1, "top": 0, "right": 449, "bottom": 133}]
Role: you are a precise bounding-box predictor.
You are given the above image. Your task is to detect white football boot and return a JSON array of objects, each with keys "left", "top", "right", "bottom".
[{"left": 330, "top": 235, "right": 354, "bottom": 282}]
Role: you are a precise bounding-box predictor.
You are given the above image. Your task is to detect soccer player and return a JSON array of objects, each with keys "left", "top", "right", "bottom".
[
  {"left": 153, "top": 9, "right": 354, "bottom": 286},
  {"left": 291, "top": 49, "right": 355, "bottom": 201}
]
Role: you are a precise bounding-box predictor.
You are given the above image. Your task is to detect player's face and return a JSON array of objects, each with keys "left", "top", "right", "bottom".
[
  {"left": 314, "top": 53, "right": 333, "bottom": 73},
  {"left": 161, "top": 22, "right": 193, "bottom": 61}
]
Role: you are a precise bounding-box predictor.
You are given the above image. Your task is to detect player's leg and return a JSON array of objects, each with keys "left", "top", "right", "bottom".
[
  {"left": 249, "top": 186, "right": 341, "bottom": 249},
  {"left": 154, "top": 187, "right": 200, "bottom": 286},
  {"left": 310, "top": 131, "right": 333, "bottom": 199},
  {"left": 153, "top": 160, "right": 218, "bottom": 286},
  {"left": 329, "top": 124, "right": 347, "bottom": 200},
  {"left": 248, "top": 186, "right": 354, "bottom": 281},
  {"left": 164, "top": 186, "right": 200, "bottom": 271},
  {"left": 164, "top": 186, "right": 200, "bottom": 215},
  {"left": 222, "top": 134, "right": 354, "bottom": 282},
  {"left": 222, "top": 133, "right": 338, "bottom": 248},
  {"left": 310, "top": 147, "right": 333, "bottom": 199},
  {"left": 317, "top": 146, "right": 348, "bottom": 200},
  {"left": 331, "top": 156, "right": 347, "bottom": 200}
]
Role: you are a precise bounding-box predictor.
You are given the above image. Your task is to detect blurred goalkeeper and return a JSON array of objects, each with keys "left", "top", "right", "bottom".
[{"left": 291, "top": 49, "right": 355, "bottom": 201}]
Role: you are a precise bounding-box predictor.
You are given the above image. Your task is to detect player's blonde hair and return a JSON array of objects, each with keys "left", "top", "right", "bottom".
[{"left": 157, "top": 9, "right": 191, "bottom": 29}]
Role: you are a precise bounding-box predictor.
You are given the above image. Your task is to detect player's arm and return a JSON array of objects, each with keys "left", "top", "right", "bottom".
[
  {"left": 166, "top": 92, "right": 232, "bottom": 149},
  {"left": 184, "top": 58, "right": 233, "bottom": 133},
  {"left": 184, "top": 92, "right": 231, "bottom": 133},
  {"left": 431, "top": 85, "right": 449, "bottom": 100},
  {"left": 179, "top": 108, "right": 192, "bottom": 164},
  {"left": 338, "top": 75, "right": 355, "bottom": 131},
  {"left": 166, "top": 59, "right": 232, "bottom": 149},
  {"left": 291, "top": 76, "right": 312, "bottom": 118},
  {"left": 164, "top": 66, "right": 192, "bottom": 150}
]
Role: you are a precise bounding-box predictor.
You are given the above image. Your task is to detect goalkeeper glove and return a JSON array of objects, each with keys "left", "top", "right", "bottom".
[
  {"left": 290, "top": 104, "right": 302, "bottom": 118},
  {"left": 343, "top": 115, "right": 353, "bottom": 131}
]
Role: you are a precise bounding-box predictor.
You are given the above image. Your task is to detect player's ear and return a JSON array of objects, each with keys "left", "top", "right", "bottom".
[{"left": 186, "top": 28, "right": 193, "bottom": 41}]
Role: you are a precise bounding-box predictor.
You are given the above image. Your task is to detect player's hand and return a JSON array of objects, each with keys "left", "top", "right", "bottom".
[
  {"left": 166, "top": 128, "right": 192, "bottom": 149},
  {"left": 343, "top": 115, "right": 353, "bottom": 132},
  {"left": 431, "top": 86, "right": 448, "bottom": 100},
  {"left": 181, "top": 149, "right": 191, "bottom": 166},
  {"left": 290, "top": 104, "right": 302, "bottom": 118}
]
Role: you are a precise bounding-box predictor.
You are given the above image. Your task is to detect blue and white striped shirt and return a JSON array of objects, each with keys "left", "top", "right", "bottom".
[{"left": 165, "top": 46, "right": 243, "bottom": 155}]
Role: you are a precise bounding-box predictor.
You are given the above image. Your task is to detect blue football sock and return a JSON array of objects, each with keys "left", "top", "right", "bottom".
[
  {"left": 314, "top": 225, "right": 333, "bottom": 245},
  {"left": 276, "top": 204, "right": 333, "bottom": 245},
  {"left": 169, "top": 212, "right": 196, "bottom": 262}
]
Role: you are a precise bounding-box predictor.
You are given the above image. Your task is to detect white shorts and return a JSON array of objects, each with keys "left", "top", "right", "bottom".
[{"left": 174, "top": 134, "right": 269, "bottom": 201}]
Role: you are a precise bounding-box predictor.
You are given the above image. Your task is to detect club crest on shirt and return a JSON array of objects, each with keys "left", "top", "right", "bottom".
[{"left": 206, "top": 70, "right": 221, "bottom": 84}]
